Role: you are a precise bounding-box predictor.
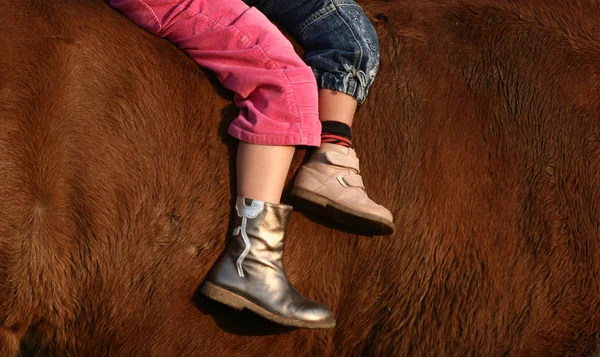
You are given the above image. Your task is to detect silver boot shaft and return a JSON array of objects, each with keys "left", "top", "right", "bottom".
[
  {"left": 202, "top": 197, "right": 335, "bottom": 329},
  {"left": 232, "top": 197, "right": 291, "bottom": 277}
]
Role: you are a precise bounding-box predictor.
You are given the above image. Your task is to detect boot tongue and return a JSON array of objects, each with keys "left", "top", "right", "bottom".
[{"left": 235, "top": 197, "right": 265, "bottom": 219}]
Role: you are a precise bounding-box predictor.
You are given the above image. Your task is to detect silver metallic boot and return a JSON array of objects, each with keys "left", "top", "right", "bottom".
[{"left": 201, "top": 197, "right": 336, "bottom": 329}]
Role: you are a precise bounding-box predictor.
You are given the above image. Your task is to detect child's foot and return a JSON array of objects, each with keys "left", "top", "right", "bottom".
[
  {"left": 291, "top": 143, "right": 395, "bottom": 235},
  {"left": 202, "top": 197, "right": 336, "bottom": 329}
]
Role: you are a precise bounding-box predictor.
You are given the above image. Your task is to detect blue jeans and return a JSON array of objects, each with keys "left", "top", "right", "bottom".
[{"left": 242, "top": 0, "right": 380, "bottom": 104}]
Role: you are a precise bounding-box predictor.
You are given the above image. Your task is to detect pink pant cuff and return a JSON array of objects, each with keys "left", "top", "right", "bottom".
[{"left": 228, "top": 125, "right": 321, "bottom": 147}]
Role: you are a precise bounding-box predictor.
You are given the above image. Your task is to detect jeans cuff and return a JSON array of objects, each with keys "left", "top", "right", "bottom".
[{"left": 316, "top": 71, "right": 369, "bottom": 104}]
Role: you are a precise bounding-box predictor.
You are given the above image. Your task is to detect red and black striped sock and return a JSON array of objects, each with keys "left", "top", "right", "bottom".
[{"left": 320, "top": 121, "right": 353, "bottom": 147}]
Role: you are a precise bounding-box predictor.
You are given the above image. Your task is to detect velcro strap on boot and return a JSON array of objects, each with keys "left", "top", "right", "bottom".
[
  {"left": 324, "top": 152, "right": 360, "bottom": 173},
  {"left": 336, "top": 175, "right": 365, "bottom": 189}
]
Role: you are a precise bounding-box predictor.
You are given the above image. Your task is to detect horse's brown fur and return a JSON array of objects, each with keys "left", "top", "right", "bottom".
[{"left": 1, "top": 0, "right": 599, "bottom": 356}]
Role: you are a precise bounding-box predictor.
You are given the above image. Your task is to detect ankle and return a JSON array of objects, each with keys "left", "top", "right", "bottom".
[{"left": 320, "top": 121, "right": 352, "bottom": 148}]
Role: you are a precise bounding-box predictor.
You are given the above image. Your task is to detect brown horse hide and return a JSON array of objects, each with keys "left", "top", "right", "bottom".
[{"left": 0, "top": 0, "right": 599, "bottom": 356}]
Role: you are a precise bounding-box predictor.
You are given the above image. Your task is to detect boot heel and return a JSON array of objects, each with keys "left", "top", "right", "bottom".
[{"left": 201, "top": 282, "right": 245, "bottom": 311}]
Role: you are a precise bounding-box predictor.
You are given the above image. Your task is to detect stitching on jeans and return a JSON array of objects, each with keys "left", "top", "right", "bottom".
[
  {"left": 295, "top": 2, "right": 368, "bottom": 101},
  {"left": 296, "top": 1, "right": 361, "bottom": 36},
  {"left": 135, "top": 0, "right": 161, "bottom": 31},
  {"left": 335, "top": 4, "right": 379, "bottom": 102},
  {"left": 332, "top": 4, "right": 363, "bottom": 72},
  {"left": 297, "top": 4, "right": 336, "bottom": 36},
  {"left": 318, "top": 74, "right": 356, "bottom": 99}
]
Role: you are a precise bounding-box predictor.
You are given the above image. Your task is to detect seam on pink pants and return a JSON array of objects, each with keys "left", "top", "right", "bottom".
[
  {"left": 127, "top": 0, "right": 161, "bottom": 31},
  {"left": 110, "top": 0, "right": 321, "bottom": 146},
  {"left": 170, "top": 3, "right": 310, "bottom": 142},
  {"left": 140, "top": 1, "right": 161, "bottom": 30}
]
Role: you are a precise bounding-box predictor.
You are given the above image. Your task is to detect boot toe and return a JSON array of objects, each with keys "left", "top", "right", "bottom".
[{"left": 296, "top": 301, "right": 336, "bottom": 327}]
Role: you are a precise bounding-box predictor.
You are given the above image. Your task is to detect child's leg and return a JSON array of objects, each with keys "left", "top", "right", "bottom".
[
  {"left": 244, "top": 0, "right": 394, "bottom": 235},
  {"left": 109, "top": 0, "right": 322, "bottom": 203},
  {"left": 109, "top": 0, "right": 321, "bottom": 201},
  {"left": 319, "top": 89, "right": 358, "bottom": 127},
  {"left": 108, "top": 0, "right": 334, "bottom": 328},
  {"left": 237, "top": 143, "right": 294, "bottom": 203}
]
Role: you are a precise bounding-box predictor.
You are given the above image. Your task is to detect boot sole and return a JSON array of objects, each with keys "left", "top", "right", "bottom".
[
  {"left": 290, "top": 187, "right": 395, "bottom": 236},
  {"left": 201, "top": 281, "right": 336, "bottom": 329}
]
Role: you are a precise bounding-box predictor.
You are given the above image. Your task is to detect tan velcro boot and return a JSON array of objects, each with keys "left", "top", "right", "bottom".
[
  {"left": 201, "top": 197, "right": 335, "bottom": 329},
  {"left": 291, "top": 143, "right": 395, "bottom": 235}
]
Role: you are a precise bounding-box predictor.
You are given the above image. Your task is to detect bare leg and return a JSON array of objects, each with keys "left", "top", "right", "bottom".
[
  {"left": 318, "top": 89, "right": 357, "bottom": 127},
  {"left": 236, "top": 142, "right": 295, "bottom": 204}
]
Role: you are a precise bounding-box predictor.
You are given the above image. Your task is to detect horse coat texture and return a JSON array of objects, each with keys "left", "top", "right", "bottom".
[{"left": 0, "top": 0, "right": 599, "bottom": 356}]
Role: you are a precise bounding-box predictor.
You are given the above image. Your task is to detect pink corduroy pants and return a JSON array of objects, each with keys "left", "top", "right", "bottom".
[{"left": 109, "top": 0, "right": 322, "bottom": 146}]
